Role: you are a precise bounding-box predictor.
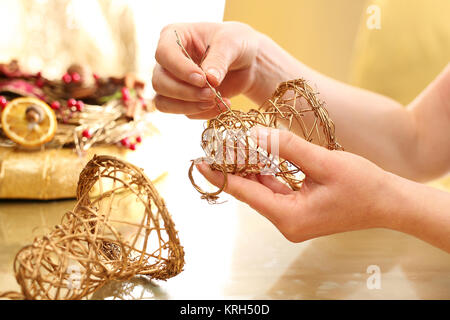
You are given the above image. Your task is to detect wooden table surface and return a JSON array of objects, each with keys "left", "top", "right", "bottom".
[{"left": 1, "top": 114, "right": 449, "bottom": 300}]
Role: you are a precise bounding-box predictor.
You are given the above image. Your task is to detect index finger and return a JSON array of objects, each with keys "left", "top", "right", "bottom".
[{"left": 155, "top": 27, "right": 206, "bottom": 88}]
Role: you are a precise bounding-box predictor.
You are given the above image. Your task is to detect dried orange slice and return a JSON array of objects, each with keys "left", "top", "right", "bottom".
[{"left": 1, "top": 97, "right": 57, "bottom": 148}]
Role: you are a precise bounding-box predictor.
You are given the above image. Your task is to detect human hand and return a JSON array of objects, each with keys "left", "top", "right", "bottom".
[
  {"left": 152, "top": 22, "right": 260, "bottom": 119},
  {"left": 196, "top": 127, "right": 396, "bottom": 242}
]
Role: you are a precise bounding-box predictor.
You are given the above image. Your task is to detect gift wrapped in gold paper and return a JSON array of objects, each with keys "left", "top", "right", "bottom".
[{"left": 0, "top": 145, "right": 128, "bottom": 199}]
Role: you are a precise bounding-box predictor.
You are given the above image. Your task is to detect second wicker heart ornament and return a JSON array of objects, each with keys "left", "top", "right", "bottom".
[
  {"left": 1, "top": 155, "right": 184, "bottom": 300},
  {"left": 188, "top": 79, "right": 342, "bottom": 203}
]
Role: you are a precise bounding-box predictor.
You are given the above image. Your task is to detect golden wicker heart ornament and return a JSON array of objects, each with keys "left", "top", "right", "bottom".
[
  {"left": 174, "top": 30, "right": 341, "bottom": 203},
  {"left": 1, "top": 155, "right": 184, "bottom": 300},
  {"left": 189, "top": 79, "right": 342, "bottom": 203}
]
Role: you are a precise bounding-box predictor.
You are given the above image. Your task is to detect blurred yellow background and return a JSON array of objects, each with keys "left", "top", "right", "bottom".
[
  {"left": 224, "top": 0, "right": 368, "bottom": 108},
  {"left": 225, "top": 0, "right": 366, "bottom": 84},
  {"left": 224, "top": 0, "right": 450, "bottom": 105}
]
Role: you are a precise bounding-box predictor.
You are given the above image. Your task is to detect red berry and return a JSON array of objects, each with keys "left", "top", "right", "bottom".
[
  {"left": 93, "top": 73, "right": 99, "bottom": 81},
  {"left": 67, "top": 98, "right": 77, "bottom": 107},
  {"left": 75, "top": 100, "right": 84, "bottom": 112},
  {"left": 50, "top": 101, "right": 61, "bottom": 110},
  {"left": 129, "top": 143, "right": 136, "bottom": 151},
  {"left": 136, "top": 136, "right": 142, "bottom": 143},
  {"left": 62, "top": 73, "right": 72, "bottom": 84},
  {"left": 121, "top": 87, "right": 131, "bottom": 101},
  {"left": 82, "top": 129, "right": 92, "bottom": 139},
  {"left": 120, "top": 137, "right": 130, "bottom": 148},
  {"left": 71, "top": 72, "right": 81, "bottom": 83},
  {"left": 36, "top": 71, "right": 42, "bottom": 78},
  {"left": 36, "top": 78, "right": 45, "bottom": 88},
  {"left": 0, "top": 96, "right": 7, "bottom": 109},
  {"left": 139, "top": 97, "right": 147, "bottom": 109}
]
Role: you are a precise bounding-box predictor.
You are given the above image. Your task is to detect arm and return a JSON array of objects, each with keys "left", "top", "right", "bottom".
[
  {"left": 196, "top": 127, "right": 450, "bottom": 253},
  {"left": 388, "top": 172, "right": 450, "bottom": 251},
  {"left": 152, "top": 22, "right": 450, "bottom": 181},
  {"left": 247, "top": 33, "right": 450, "bottom": 182}
]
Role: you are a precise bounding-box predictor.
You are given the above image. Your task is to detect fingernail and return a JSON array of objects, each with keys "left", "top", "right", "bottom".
[
  {"left": 199, "top": 103, "right": 215, "bottom": 110},
  {"left": 207, "top": 68, "right": 221, "bottom": 83},
  {"left": 199, "top": 88, "right": 215, "bottom": 101},
  {"left": 189, "top": 73, "right": 205, "bottom": 87},
  {"left": 195, "top": 161, "right": 208, "bottom": 172}
]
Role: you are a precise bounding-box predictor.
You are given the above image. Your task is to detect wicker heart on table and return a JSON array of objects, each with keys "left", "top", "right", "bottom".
[{"left": 2, "top": 155, "right": 184, "bottom": 300}]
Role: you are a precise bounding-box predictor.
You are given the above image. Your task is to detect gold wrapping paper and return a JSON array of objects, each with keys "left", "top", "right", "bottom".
[{"left": 0, "top": 146, "right": 129, "bottom": 199}]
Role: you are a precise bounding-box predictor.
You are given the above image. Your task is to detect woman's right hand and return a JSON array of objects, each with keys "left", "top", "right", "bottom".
[
  {"left": 152, "top": 22, "right": 260, "bottom": 119},
  {"left": 196, "top": 126, "right": 450, "bottom": 253}
]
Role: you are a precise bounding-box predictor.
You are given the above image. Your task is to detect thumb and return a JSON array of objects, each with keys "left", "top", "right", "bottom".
[
  {"left": 200, "top": 37, "right": 240, "bottom": 87},
  {"left": 251, "top": 126, "right": 331, "bottom": 180}
]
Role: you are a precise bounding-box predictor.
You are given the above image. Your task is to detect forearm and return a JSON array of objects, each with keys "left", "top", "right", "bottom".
[
  {"left": 382, "top": 172, "right": 450, "bottom": 253},
  {"left": 407, "top": 64, "right": 450, "bottom": 179},
  {"left": 246, "top": 32, "right": 449, "bottom": 181}
]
